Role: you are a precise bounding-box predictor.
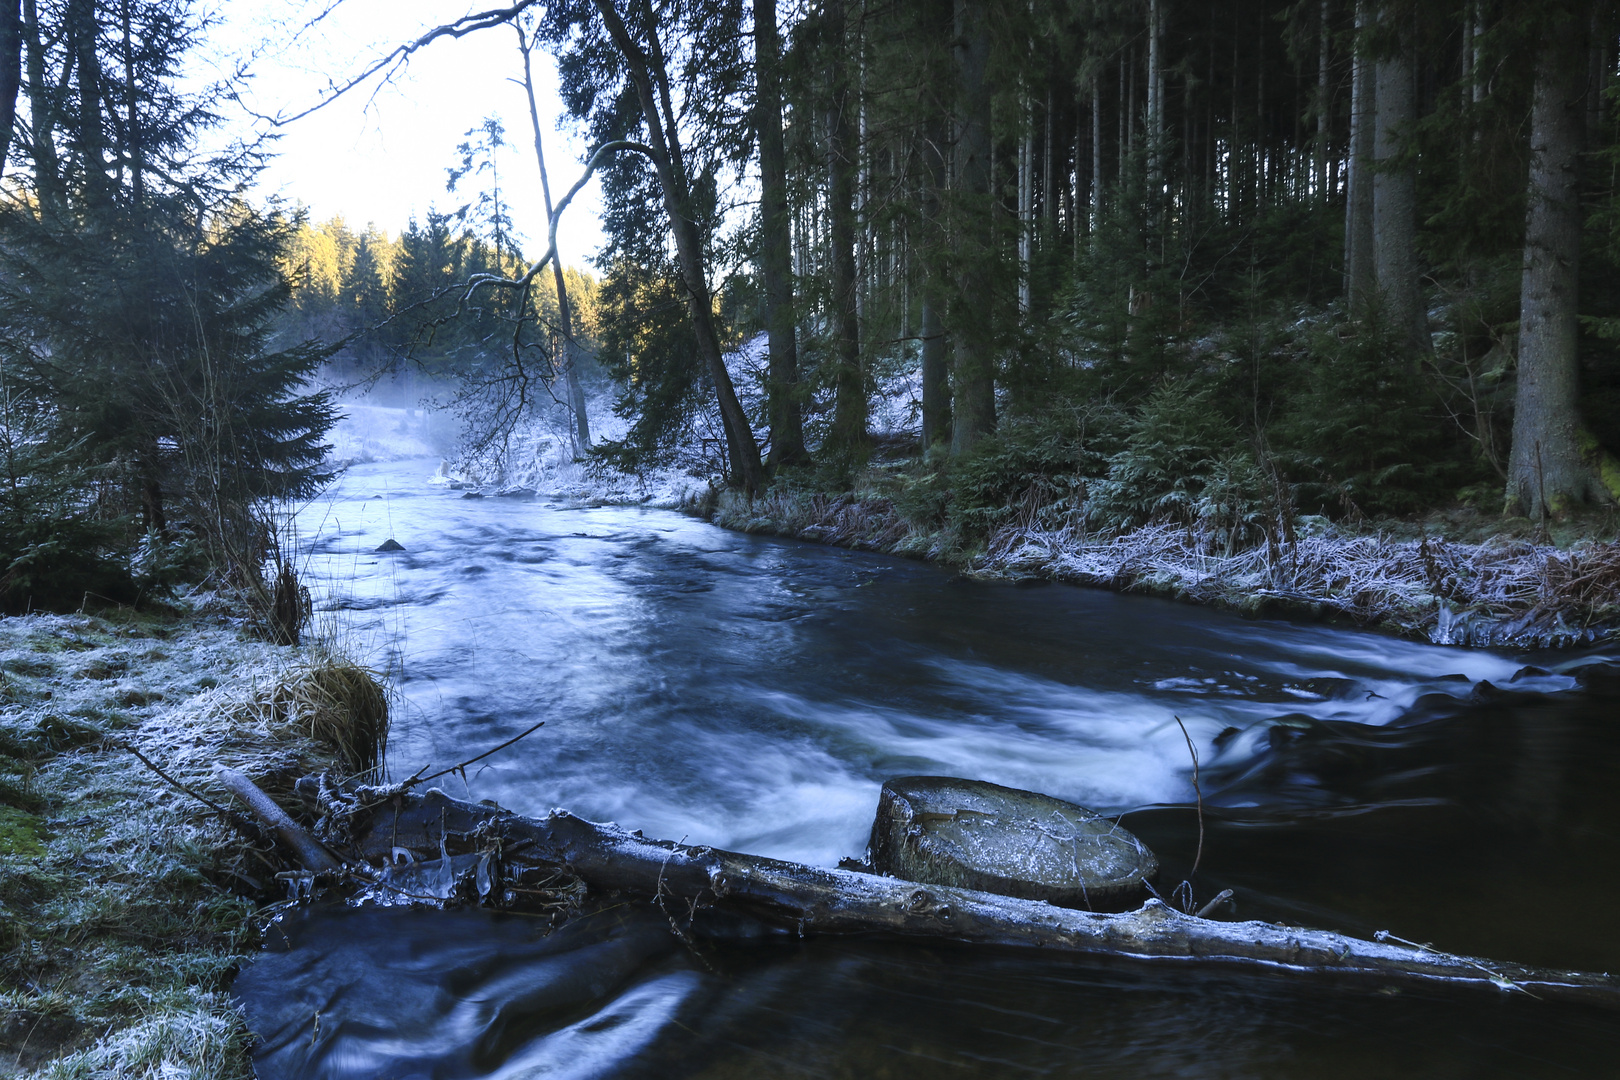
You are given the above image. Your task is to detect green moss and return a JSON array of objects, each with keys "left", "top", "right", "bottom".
[
  {"left": 0, "top": 804, "right": 45, "bottom": 856},
  {"left": 1578, "top": 427, "right": 1620, "bottom": 504}
]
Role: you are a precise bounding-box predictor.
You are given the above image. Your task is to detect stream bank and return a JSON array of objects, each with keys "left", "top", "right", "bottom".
[
  {"left": 0, "top": 606, "right": 381, "bottom": 1080},
  {"left": 705, "top": 485, "right": 1620, "bottom": 649}
]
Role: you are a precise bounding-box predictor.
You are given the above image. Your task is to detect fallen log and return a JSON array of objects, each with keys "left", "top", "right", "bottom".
[
  {"left": 323, "top": 784, "right": 1620, "bottom": 1008},
  {"left": 217, "top": 767, "right": 343, "bottom": 874}
]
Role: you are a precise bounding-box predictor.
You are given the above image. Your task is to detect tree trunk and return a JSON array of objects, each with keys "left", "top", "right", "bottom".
[
  {"left": 139, "top": 466, "right": 166, "bottom": 540},
  {"left": 591, "top": 0, "right": 764, "bottom": 493},
  {"left": 1372, "top": 14, "right": 1427, "bottom": 355},
  {"left": 0, "top": 0, "right": 20, "bottom": 179},
  {"left": 1146, "top": 0, "right": 1164, "bottom": 196},
  {"left": 1315, "top": 0, "right": 1330, "bottom": 200},
  {"left": 21, "top": 0, "right": 60, "bottom": 205},
  {"left": 332, "top": 785, "right": 1620, "bottom": 1010},
  {"left": 919, "top": 118, "right": 950, "bottom": 452},
  {"left": 119, "top": 0, "right": 141, "bottom": 202},
  {"left": 825, "top": 0, "right": 867, "bottom": 458},
  {"left": 754, "top": 0, "right": 805, "bottom": 468},
  {"left": 1091, "top": 75, "right": 1102, "bottom": 229},
  {"left": 1508, "top": 4, "right": 1604, "bottom": 519},
  {"left": 1018, "top": 85, "right": 1032, "bottom": 315},
  {"left": 516, "top": 28, "right": 590, "bottom": 454},
  {"left": 67, "top": 0, "right": 103, "bottom": 204},
  {"left": 950, "top": 0, "right": 995, "bottom": 455},
  {"left": 1345, "top": 0, "right": 1375, "bottom": 306}
]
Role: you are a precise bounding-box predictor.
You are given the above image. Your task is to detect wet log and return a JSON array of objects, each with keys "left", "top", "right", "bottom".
[{"left": 332, "top": 786, "right": 1620, "bottom": 1008}]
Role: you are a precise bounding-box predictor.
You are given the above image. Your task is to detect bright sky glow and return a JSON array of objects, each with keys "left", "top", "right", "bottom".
[{"left": 201, "top": 0, "right": 607, "bottom": 267}]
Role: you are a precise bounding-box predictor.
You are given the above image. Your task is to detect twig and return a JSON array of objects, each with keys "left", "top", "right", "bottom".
[
  {"left": 122, "top": 741, "right": 246, "bottom": 824},
  {"left": 1195, "top": 888, "right": 1234, "bottom": 919},
  {"left": 1172, "top": 714, "right": 1205, "bottom": 880},
  {"left": 408, "top": 719, "right": 546, "bottom": 787}
]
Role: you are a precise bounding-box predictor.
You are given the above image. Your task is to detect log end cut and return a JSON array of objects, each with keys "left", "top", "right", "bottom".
[{"left": 868, "top": 776, "right": 1157, "bottom": 911}]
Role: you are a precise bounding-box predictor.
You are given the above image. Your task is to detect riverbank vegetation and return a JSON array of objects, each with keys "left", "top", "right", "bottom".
[
  {"left": 0, "top": 607, "right": 386, "bottom": 1079},
  {"left": 0, "top": 4, "right": 391, "bottom": 1075},
  {"left": 0, "top": 0, "right": 335, "bottom": 626}
]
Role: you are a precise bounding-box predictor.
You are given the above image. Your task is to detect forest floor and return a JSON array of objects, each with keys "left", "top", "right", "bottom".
[
  {"left": 700, "top": 456, "right": 1620, "bottom": 650},
  {"left": 0, "top": 604, "right": 361, "bottom": 1079}
]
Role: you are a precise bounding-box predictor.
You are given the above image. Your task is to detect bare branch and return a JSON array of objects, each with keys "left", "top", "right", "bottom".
[{"left": 259, "top": 1, "right": 545, "bottom": 128}]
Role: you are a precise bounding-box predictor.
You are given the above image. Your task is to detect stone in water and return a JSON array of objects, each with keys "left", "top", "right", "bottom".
[{"left": 869, "top": 776, "right": 1157, "bottom": 910}]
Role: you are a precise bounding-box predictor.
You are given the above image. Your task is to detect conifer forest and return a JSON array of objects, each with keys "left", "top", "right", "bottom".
[{"left": 282, "top": 0, "right": 1620, "bottom": 552}]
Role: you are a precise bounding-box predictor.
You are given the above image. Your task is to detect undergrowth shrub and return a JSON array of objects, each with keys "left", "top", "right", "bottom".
[
  {"left": 896, "top": 405, "right": 1124, "bottom": 538},
  {"left": 1089, "top": 383, "right": 1251, "bottom": 529},
  {"left": 0, "top": 397, "right": 134, "bottom": 613},
  {"left": 1276, "top": 316, "right": 1457, "bottom": 518}
]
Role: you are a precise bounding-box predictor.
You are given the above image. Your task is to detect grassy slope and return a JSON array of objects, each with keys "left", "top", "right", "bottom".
[{"left": 0, "top": 608, "right": 353, "bottom": 1079}]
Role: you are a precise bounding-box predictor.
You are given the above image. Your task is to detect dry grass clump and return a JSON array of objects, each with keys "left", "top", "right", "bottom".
[{"left": 266, "top": 654, "right": 389, "bottom": 781}]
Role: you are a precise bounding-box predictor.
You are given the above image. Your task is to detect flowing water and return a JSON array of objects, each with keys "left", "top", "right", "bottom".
[{"left": 236, "top": 458, "right": 1620, "bottom": 1078}]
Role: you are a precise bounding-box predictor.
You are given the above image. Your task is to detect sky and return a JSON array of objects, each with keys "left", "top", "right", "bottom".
[{"left": 201, "top": 0, "right": 608, "bottom": 268}]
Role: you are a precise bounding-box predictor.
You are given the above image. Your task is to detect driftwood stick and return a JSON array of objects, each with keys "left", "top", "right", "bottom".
[
  {"left": 350, "top": 788, "right": 1620, "bottom": 1009},
  {"left": 216, "top": 767, "right": 343, "bottom": 874}
]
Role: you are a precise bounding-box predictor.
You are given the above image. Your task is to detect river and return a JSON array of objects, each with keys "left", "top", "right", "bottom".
[{"left": 235, "top": 457, "right": 1620, "bottom": 1078}]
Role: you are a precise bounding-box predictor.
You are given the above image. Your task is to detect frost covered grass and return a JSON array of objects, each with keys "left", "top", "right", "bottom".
[
  {"left": 0, "top": 607, "right": 383, "bottom": 1078},
  {"left": 979, "top": 522, "right": 1620, "bottom": 647},
  {"left": 712, "top": 484, "right": 1620, "bottom": 647}
]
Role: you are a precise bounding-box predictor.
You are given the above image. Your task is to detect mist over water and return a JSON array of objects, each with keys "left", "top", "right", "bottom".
[{"left": 241, "top": 457, "right": 1620, "bottom": 1078}]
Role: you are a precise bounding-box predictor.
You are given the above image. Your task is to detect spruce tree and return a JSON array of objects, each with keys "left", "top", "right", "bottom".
[{"left": 0, "top": 0, "right": 336, "bottom": 599}]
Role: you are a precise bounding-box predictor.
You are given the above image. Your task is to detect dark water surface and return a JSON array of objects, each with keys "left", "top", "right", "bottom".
[{"left": 237, "top": 459, "right": 1620, "bottom": 1078}]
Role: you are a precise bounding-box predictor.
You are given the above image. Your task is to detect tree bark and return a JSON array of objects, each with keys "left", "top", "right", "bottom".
[
  {"left": 1509, "top": 4, "right": 1604, "bottom": 518},
  {"left": 1315, "top": 0, "right": 1330, "bottom": 200},
  {"left": 516, "top": 27, "right": 590, "bottom": 454},
  {"left": 1146, "top": 0, "right": 1164, "bottom": 197},
  {"left": 824, "top": 0, "right": 867, "bottom": 458},
  {"left": 67, "top": 0, "right": 103, "bottom": 204},
  {"left": 1344, "top": 0, "right": 1375, "bottom": 307},
  {"left": 1091, "top": 75, "right": 1102, "bottom": 229},
  {"left": 0, "top": 0, "right": 20, "bottom": 179},
  {"left": 919, "top": 118, "right": 951, "bottom": 452},
  {"left": 590, "top": 0, "right": 764, "bottom": 494},
  {"left": 753, "top": 0, "right": 805, "bottom": 469},
  {"left": 1371, "top": 12, "right": 1427, "bottom": 355},
  {"left": 336, "top": 786, "right": 1620, "bottom": 1010},
  {"left": 21, "top": 0, "right": 61, "bottom": 205},
  {"left": 950, "top": 0, "right": 995, "bottom": 455},
  {"left": 1017, "top": 86, "right": 1032, "bottom": 315}
]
